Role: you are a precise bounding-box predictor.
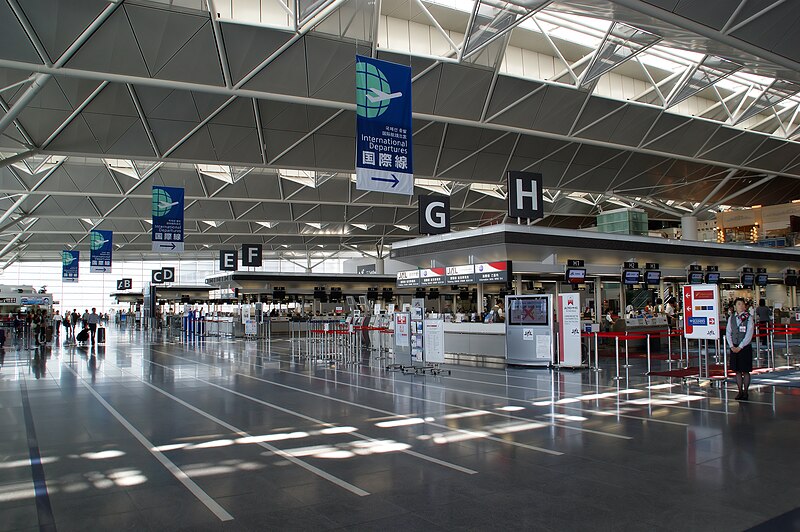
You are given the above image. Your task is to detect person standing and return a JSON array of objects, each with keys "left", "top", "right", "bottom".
[
  {"left": 53, "top": 310, "right": 62, "bottom": 339},
  {"left": 82, "top": 309, "right": 89, "bottom": 330},
  {"left": 726, "top": 297, "right": 755, "bottom": 401},
  {"left": 87, "top": 308, "right": 100, "bottom": 345},
  {"left": 71, "top": 309, "right": 80, "bottom": 339}
]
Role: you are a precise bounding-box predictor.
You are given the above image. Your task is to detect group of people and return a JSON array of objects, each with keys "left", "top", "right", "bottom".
[{"left": 55, "top": 308, "right": 103, "bottom": 345}]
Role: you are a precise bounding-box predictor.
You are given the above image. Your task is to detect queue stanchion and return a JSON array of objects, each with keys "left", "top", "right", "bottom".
[
  {"left": 646, "top": 334, "right": 651, "bottom": 375},
  {"left": 612, "top": 336, "right": 623, "bottom": 381},
  {"left": 623, "top": 336, "right": 631, "bottom": 368},
  {"left": 784, "top": 324, "right": 790, "bottom": 367},
  {"left": 594, "top": 332, "right": 600, "bottom": 372}
]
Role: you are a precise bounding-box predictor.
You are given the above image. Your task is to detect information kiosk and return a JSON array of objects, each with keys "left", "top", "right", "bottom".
[{"left": 505, "top": 294, "right": 553, "bottom": 366}]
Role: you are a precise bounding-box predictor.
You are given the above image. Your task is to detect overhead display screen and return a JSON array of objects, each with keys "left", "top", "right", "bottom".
[
  {"left": 687, "top": 272, "right": 704, "bottom": 284},
  {"left": 565, "top": 268, "right": 586, "bottom": 284},
  {"left": 622, "top": 269, "right": 640, "bottom": 285},
  {"left": 740, "top": 273, "right": 754, "bottom": 287},
  {"left": 644, "top": 270, "right": 661, "bottom": 285},
  {"left": 508, "top": 297, "right": 549, "bottom": 326},
  {"left": 705, "top": 272, "right": 720, "bottom": 284},
  {"left": 756, "top": 273, "right": 768, "bottom": 287}
]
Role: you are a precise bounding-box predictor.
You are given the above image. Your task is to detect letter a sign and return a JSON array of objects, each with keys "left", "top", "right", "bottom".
[{"left": 507, "top": 171, "right": 543, "bottom": 221}]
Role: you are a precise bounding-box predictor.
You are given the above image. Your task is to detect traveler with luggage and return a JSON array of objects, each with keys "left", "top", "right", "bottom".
[{"left": 87, "top": 308, "right": 100, "bottom": 345}]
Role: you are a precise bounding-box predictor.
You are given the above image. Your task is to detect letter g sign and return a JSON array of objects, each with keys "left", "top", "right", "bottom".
[{"left": 418, "top": 195, "right": 450, "bottom": 235}]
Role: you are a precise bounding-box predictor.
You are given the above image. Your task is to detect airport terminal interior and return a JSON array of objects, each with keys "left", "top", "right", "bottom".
[{"left": 4, "top": 0, "right": 800, "bottom": 530}]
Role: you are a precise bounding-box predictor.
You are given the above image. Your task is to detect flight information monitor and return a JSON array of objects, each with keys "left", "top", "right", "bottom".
[
  {"left": 644, "top": 270, "right": 661, "bottom": 285},
  {"left": 622, "top": 269, "right": 640, "bottom": 285},
  {"left": 565, "top": 268, "right": 586, "bottom": 284}
]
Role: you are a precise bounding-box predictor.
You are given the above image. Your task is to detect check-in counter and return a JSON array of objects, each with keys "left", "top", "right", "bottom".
[{"left": 444, "top": 323, "right": 505, "bottom": 365}]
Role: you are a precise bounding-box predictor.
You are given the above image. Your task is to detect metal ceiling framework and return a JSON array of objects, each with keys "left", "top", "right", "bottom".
[{"left": 0, "top": 0, "right": 800, "bottom": 265}]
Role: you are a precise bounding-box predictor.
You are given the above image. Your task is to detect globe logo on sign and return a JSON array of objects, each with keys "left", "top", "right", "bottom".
[
  {"left": 152, "top": 188, "right": 174, "bottom": 217},
  {"left": 62, "top": 252, "right": 75, "bottom": 265},
  {"left": 89, "top": 231, "right": 107, "bottom": 251},
  {"left": 356, "top": 61, "right": 393, "bottom": 119}
]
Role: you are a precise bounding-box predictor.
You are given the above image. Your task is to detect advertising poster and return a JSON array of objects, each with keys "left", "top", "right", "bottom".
[
  {"left": 89, "top": 229, "right": 112, "bottom": 273},
  {"left": 355, "top": 55, "right": 413, "bottom": 196},
  {"left": 152, "top": 186, "right": 185, "bottom": 252}
]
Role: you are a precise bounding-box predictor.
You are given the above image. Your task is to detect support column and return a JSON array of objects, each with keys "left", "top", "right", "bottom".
[
  {"left": 375, "top": 258, "right": 385, "bottom": 274},
  {"left": 515, "top": 274, "right": 522, "bottom": 295},
  {"left": 476, "top": 283, "right": 484, "bottom": 318},
  {"left": 681, "top": 215, "right": 698, "bottom": 241}
]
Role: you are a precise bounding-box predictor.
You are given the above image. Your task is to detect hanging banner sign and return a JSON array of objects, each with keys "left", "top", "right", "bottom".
[
  {"left": 62, "top": 250, "right": 79, "bottom": 283},
  {"left": 89, "top": 229, "right": 113, "bottom": 273},
  {"left": 152, "top": 186, "right": 185, "bottom": 252},
  {"left": 355, "top": 55, "right": 414, "bottom": 196}
]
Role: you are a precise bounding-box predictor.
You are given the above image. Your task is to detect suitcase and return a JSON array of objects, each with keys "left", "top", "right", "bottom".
[
  {"left": 97, "top": 327, "right": 106, "bottom": 344},
  {"left": 76, "top": 329, "right": 89, "bottom": 342}
]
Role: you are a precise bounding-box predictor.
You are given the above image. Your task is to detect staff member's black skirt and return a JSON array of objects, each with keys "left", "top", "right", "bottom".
[{"left": 730, "top": 344, "right": 753, "bottom": 372}]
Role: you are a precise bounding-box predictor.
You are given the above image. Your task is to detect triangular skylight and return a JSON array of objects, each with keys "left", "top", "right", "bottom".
[
  {"left": 470, "top": 183, "right": 506, "bottom": 199},
  {"left": 256, "top": 221, "right": 277, "bottom": 229},
  {"left": 104, "top": 159, "right": 139, "bottom": 179},
  {"left": 280, "top": 169, "right": 317, "bottom": 188},
  {"left": 416, "top": 179, "right": 452, "bottom": 195},
  {"left": 580, "top": 22, "right": 661, "bottom": 87}
]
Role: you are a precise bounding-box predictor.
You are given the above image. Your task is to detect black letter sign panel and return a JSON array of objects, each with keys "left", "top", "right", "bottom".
[
  {"left": 418, "top": 195, "right": 450, "bottom": 235},
  {"left": 507, "top": 171, "right": 543, "bottom": 220}
]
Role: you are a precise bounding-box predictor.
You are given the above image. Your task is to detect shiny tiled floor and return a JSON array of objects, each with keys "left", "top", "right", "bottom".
[{"left": 2, "top": 329, "right": 800, "bottom": 531}]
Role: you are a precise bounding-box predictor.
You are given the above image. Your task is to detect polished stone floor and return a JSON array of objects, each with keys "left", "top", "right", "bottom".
[{"left": 2, "top": 328, "right": 800, "bottom": 531}]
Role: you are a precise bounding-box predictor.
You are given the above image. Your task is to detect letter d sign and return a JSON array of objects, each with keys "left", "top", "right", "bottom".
[{"left": 418, "top": 195, "right": 450, "bottom": 235}]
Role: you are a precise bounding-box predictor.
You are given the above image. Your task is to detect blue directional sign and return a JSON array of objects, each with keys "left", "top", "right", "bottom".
[
  {"left": 90, "top": 229, "right": 113, "bottom": 273},
  {"left": 355, "top": 55, "right": 414, "bottom": 196},
  {"left": 62, "top": 250, "right": 79, "bottom": 283},
  {"left": 152, "top": 186, "right": 184, "bottom": 253}
]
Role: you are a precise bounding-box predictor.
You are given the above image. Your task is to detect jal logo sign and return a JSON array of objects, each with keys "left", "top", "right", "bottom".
[
  {"left": 151, "top": 267, "right": 175, "bottom": 284},
  {"left": 507, "top": 171, "right": 543, "bottom": 220},
  {"left": 418, "top": 195, "right": 450, "bottom": 235}
]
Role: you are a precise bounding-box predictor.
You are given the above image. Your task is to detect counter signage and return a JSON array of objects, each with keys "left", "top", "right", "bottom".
[
  {"left": 475, "top": 261, "right": 510, "bottom": 283},
  {"left": 557, "top": 293, "right": 582, "bottom": 366},
  {"left": 152, "top": 186, "right": 184, "bottom": 252},
  {"left": 683, "top": 284, "right": 720, "bottom": 339},
  {"left": 21, "top": 296, "right": 51, "bottom": 306},
  {"left": 420, "top": 267, "right": 446, "bottom": 286},
  {"left": 89, "top": 230, "right": 113, "bottom": 273},
  {"left": 445, "top": 264, "right": 476, "bottom": 284},
  {"left": 397, "top": 269, "right": 421, "bottom": 287},
  {"left": 0, "top": 297, "right": 17, "bottom": 304},
  {"left": 62, "top": 250, "right": 79, "bottom": 283}
]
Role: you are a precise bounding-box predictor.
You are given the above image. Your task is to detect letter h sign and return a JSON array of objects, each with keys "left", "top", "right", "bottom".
[{"left": 506, "top": 171, "right": 543, "bottom": 221}]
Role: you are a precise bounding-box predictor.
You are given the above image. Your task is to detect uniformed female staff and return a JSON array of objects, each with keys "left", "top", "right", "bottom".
[{"left": 726, "top": 297, "right": 755, "bottom": 401}]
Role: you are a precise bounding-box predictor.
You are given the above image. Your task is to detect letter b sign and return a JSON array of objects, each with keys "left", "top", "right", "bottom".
[{"left": 418, "top": 195, "right": 450, "bottom": 235}]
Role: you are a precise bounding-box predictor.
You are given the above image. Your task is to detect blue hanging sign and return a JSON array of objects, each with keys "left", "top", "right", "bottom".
[
  {"left": 90, "top": 229, "right": 113, "bottom": 273},
  {"left": 152, "top": 186, "right": 185, "bottom": 252},
  {"left": 355, "top": 55, "right": 414, "bottom": 196},
  {"left": 62, "top": 250, "right": 79, "bottom": 283}
]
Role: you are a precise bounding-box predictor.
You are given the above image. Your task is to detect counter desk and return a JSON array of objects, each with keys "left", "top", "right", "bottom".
[{"left": 443, "top": 322, "right": 506, "bottom": 366}]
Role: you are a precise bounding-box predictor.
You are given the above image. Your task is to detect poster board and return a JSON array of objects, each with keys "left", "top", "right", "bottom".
[
  {"left": 683, "top": 284, "right": 720, "bottom": 340},
  {"left": 423, "top": 319, "right": 445, "bottom": 364}
]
